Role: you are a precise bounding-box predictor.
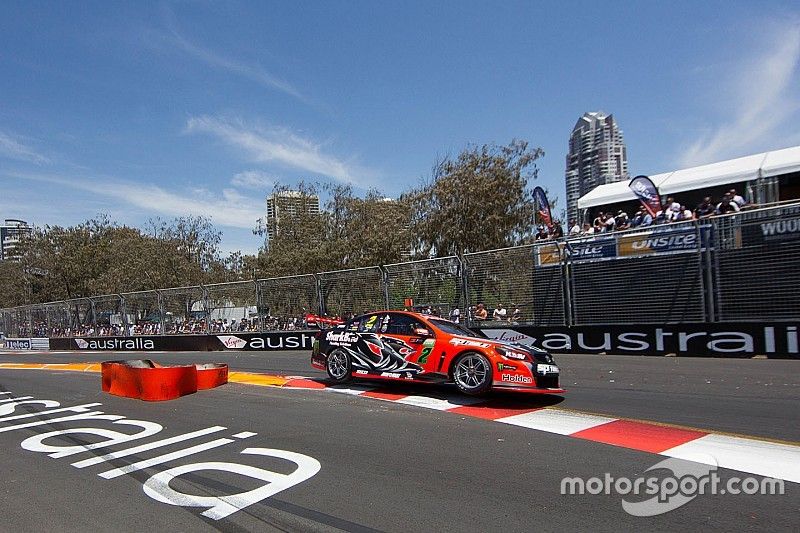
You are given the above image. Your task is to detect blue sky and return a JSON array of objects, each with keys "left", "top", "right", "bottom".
[{"left": 1, "top": 1, "right": 799, "bottom": 254}]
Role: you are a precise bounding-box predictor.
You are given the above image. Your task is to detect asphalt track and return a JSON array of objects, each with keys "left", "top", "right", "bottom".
[{"left": 0, "top": 350, "right": 797, "bottom": 532}]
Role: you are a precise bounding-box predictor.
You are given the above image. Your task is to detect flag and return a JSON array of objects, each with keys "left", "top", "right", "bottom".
[
  {"left": 533, "top": 186, "right": 552, "bottom": 226},
  {"left": 628, "top": 175, "right": 662, "bottom": 217}
]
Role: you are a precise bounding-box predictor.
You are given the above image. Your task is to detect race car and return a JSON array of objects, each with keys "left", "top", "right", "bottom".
[{"left": 311, "top": 310, "right": 564, "bottom": 396}]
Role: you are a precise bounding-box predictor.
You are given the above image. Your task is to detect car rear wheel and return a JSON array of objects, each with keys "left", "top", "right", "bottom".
[
  {"left": 326, "top": 348, "right": 351, "bottom": 383},
  {"left": 452, "top": 352, "right": 493, "bottom": 396}
]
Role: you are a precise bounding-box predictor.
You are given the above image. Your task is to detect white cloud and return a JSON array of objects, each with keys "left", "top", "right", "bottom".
[
  {"left": 186, "top": 115, "right": 366, "bottom": 186},
  {"left": 678, "top": 20, "right": 800, "bottom": 167},
  {"left": 231, "top": 170, "right": 274, "bottom": 189},
  {"left": 0, "top": 130, "right": 50, "bottom": 164},
  {"left": 155, "top": 15, "right": 304, "bottom": 102},
  {"left": 9, "top": 171, "right": 263, "bottom": 230}
]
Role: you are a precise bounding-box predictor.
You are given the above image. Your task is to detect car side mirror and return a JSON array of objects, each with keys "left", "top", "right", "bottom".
[{"left": 413, "top": 327, "right": 431, "bottom": 337}]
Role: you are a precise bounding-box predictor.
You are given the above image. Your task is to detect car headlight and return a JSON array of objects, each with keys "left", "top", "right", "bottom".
[{"left": 495, "top": 346, "right": 528, "bottom": 361}]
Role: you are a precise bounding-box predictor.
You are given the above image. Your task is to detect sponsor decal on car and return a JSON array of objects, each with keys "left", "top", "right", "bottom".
[
  {"left": 418, "top": 338, "right": 436, "bottom": 364},
  {"left": 500, "top": 373, "right": 532, "bottom": 384},
  {"left": 380, "top": 372, "right": 401, "bottom": 378},
  {"left": 537, "top": 364, "right": 559, "bottom": 374},
  {"left": 449, "top": 337, "right": 491, "bottom": 348},
  {"left": 355, "top": 370, "right": 369, "bottom": 375},
  {"left": 481, "top": 328, "right": 536, "bottom": 346},
  {"left": 496, "top": 362, "right": 518, "bottom": 371},
  {"left": 325, "top": 331, "right": 360, "bottom": 346}
]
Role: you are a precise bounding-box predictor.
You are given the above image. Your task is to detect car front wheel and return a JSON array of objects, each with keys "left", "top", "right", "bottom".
[
  {"left": 452, "top": 352, "right": 493, "bottom": 396},
  {"left": 326, "top": 348, "right": 352, "bottom": 383}
]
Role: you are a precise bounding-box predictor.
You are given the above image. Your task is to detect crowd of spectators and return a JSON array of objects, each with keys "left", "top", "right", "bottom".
[
  {"left": 530, "top": 189, "right": 749, "bottom": 241},
  {"left": 42, "top": 313, "right": 315, "bottom": 338}
]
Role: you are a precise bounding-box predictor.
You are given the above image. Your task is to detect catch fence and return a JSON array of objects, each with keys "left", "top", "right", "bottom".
[{"left": 1, "top": 203, "right": 798, "bottom": 338}]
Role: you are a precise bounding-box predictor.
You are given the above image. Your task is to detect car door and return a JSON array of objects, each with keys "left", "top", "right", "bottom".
[{"left": 380, "top": 313, "right": 437, "bottom": 372}]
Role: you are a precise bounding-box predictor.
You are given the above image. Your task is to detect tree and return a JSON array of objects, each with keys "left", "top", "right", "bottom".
[
  {"left": 409, "top": 140, "right": 545, "bottom": 256},
  {"left": 255, "top": 183, "right": 413, "bottom": 277}
]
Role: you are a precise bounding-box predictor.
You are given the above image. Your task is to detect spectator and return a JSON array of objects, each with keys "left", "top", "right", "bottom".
[
  {"left": 493, "top": 304, "right": 507, "bottom": 321},
  {"left": 510, "top": 305, "right": 521, "bottom": 323},
  {"left": 449, "top": 307, "right": 461, "bottom": 324},
  {"left": 615, "top": 210, "right": 630, "bottom": 230},
  {"left": 592, "top": 211, "right": 604, "bottom": 229},
  {"left": 694, "top": 197, "right": 715, "bottom": 219},
  {"left": 581, "top": 222, "right": 595, "bottom": 235},
  {"left": 729, "top": 189, "right": 746, "bottom": 208},
  {"left": 664, "top": 196, "right": 682, "bottom": 222},
  {"left": 550, "top": 222, "right": 564, "bottom": 239},
  {"left": 603, "top": 212, "right": 616, "bottom": 232},
  {"left": 534, "top": 226, "right": 549, "bottom": 241},
  {"left": 474, "top": 303, "right": 488, "bottom": 321},
  {"left": 717, "top": 195, "right": 740, "bottom": 215},
  {"left": 678, "top": 205, "right": 694, "bottom": 221},
  {"left": 569, "top": 219, "right": 581, "bottom": 236}
]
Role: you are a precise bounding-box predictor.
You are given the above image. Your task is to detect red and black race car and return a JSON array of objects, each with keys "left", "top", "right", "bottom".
[{"left": 311, "top": 310, "right": 564, "bottom": 396}]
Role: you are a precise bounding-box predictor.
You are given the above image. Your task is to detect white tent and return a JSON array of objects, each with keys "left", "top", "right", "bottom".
[{"left": 577, "top": 145, "right": 800, "bottom": 210}]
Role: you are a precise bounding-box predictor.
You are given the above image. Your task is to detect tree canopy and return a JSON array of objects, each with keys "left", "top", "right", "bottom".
[
  {"left": 1, "top": 138, "right": 549, "bottom": 308},
  {"left": 409, "top": 139, "right": 545, "bottom": 256}
]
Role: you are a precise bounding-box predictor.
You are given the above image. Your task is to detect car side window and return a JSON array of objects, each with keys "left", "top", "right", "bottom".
[
  {"left": 358, "top": 314, "right": 381, "bottom": 333},
  {"left": 386, "top": 314, "right": 424, "bottom": 336}
]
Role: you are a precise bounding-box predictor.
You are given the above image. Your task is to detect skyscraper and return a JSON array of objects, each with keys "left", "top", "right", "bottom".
[
  {"left": 265, "top": 190, "right": 321, "bottom": 241},
  {"left": 565, "top": 112, "right": 628, "bottom": 222},
  {"left": 0, "top": 219, "right": 32, "bottom": 261}
]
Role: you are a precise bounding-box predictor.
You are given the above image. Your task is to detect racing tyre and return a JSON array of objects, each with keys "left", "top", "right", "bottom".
[
  {"left": 326, "top": 348, "right": 352, "bottom": 383},
  {"left": 452, "top": 352, "right": 493, "bottom": 396}
]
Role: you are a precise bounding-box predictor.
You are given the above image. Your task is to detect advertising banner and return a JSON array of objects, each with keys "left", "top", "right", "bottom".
[
  {"left": 628, "top": 175, "right": 662, "bottom": 217},
  {"left": 478, "top": 322, "right": 800, "bottom": 358},
  {"left": 564, "top": 236, "right": 617, "bottom": 262},
  {"left": 534, "top": 242, "right": 563, "bottom": 266},
  {"left": 48, "top": 331, "right": 319, "bottom": 352},
  {"left": 739, "top": 216, "right": 800, "bottom": 246},
  {"left": 533, "top": 186, "right": 552, "bottom": 227},
  {"left": 2, "top": 337, "right": 32, "bottom": 350},
  {"left": 210, "top": 331, "right": 317, "bottom": 351},
  {"left": 617, "top": 225, "right": 711, "bottom": 257}
]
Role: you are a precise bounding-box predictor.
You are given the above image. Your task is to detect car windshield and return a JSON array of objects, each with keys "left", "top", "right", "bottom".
[{"left": 428, "top": 318, "right": 487, "bottom": 338}]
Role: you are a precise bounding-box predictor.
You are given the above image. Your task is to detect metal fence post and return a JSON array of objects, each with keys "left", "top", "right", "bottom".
[
  {"left": 156, "top": 289, "right": 165, "bottom": 335},
  {"left": 200, "top": 284, "right": 210, "bottom": 334},
  {"left": 254, "top": 280, "right": 263, "bottom": 332},
  {"left": 314, "top": 274, "right": 325, "bottom": 316},
  {"left": 694, "top": 221, "right": 708, "bottom": 322},
  {"left": 88, "top": 297, "right": 97, "bottom": 337},
  {"left": 456, "top": 255, "right": 468, "bottom": 321},
  {"left": 380, "top": 266, "right": 390, "bottom": 310},
  {"left": 561, "top": 244, "right": 573, "bottom": 327},
  {"left": 118, "top": 294, "right": 128, "bottom": 335},
  {"left": 460, "top": 254, "right": 472, "bottom": 327}
]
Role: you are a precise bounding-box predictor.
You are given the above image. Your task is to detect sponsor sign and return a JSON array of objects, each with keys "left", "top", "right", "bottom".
[
  {"left": 2, "top": 338, "right": 31, "bottom": 350},
  {"left": 740, "top": 217, "right": 800, "bottom": 246},
  {"left": 213, "top": 332, "right": 316, "bottom": 351},
  {"left": 49, "top": 332, "right": 318, "bottom": 352},
  {"left": 534, "top": 242, "right": 563, "bottom": 266},
  {"left": 477, "top": 323, "right": 800, "bottom": 358},
  {"left": 0, "top": 389, "right": 320, "bottom": 520},
  {"left": 617, "top": 226, "right": 711, "bottom": 257},
  {"left": 565, "top": 236, "right": 617, "bottom": 262},
  {"left": 628, "top": 175, "right": 662, "bottom": 217}
]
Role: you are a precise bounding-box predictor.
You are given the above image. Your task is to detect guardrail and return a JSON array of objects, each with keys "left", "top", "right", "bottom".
[{"left": 1, "top": 202, "right": 799, "bottom": 339}]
